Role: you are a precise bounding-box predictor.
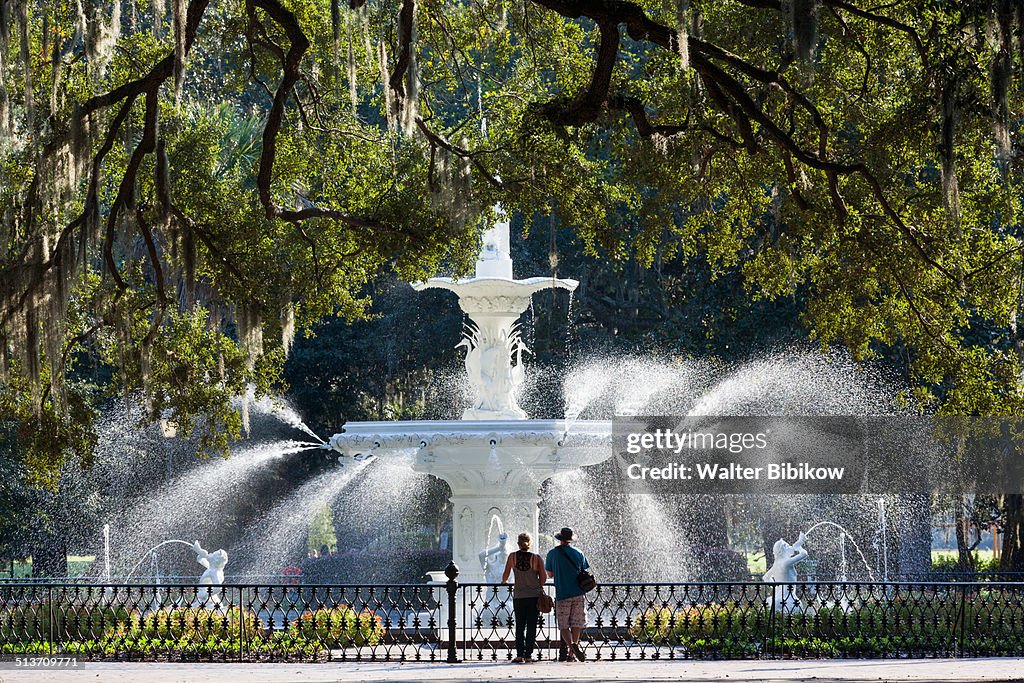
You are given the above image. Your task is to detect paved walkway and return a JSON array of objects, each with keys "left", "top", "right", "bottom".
[{"left": 4, "top": 659, "right": 1024, "bottom": 683}]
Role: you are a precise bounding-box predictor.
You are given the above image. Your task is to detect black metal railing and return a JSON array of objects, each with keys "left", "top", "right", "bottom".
[
  {"left": 1, "top": 568, "right": 1022, "bottom": 662},
  {"left": 743, "top": 571, "right": 1024, "bottom": 583}
]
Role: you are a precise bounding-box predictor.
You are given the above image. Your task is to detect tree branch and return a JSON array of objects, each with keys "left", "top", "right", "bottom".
[
  {"left": 388, "top": 0, "right": 417, "bottom": 99},
  {"left": 535, "top": 17, "right": 620, "bottom": 125}
]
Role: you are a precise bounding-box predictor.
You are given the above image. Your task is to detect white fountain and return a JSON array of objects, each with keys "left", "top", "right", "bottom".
[{"left": 325, "top": 207, "right": 612, "bottom": 581}]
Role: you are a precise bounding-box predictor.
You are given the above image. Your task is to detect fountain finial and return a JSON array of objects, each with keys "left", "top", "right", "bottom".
[{"left": 475, "top": 205, "right": 513, "bottom": 279}]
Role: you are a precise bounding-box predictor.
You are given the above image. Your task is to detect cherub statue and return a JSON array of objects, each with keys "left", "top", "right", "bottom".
[
  {"left": 192, "top": 541, "right": 229, "bottom": 606},
  {"left": 763, "top": 532, "right": 808, "bottom": 612}
]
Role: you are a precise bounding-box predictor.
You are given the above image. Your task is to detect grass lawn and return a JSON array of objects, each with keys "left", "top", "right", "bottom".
[
  {"left": 10, "top": 556, "right": 97, "bottom": 578},
  {"left": 742, "top": 549, "right": 998, "bottom": 579},
  {"left": 932, "top": 549, "right": 995, "bottom": 562}
]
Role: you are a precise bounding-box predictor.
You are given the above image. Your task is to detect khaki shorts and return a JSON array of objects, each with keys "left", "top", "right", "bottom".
[{"left": 555, "top": 594, "right": 586, "bottom": 629}]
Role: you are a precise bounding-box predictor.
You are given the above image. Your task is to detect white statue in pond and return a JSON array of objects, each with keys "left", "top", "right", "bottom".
[
  {"left": 479, "top": 531, "right": 510, "bottom": 584},
  {"left": 476, "top": 530, "right": 510, "bottom": 621},
  {"left": 763, "top": 531, "right": 808, "bottom": 612},
  {"left": 192, "top": 540, "right": 228, "bottom": 606}
]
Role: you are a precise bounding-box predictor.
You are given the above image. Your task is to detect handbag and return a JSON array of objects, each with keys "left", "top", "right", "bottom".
[
  {"left": 558, "top": 545, "right": 598, "bottom": 593},
  {"left": 537, "top": 593, "right": 554, "bottom": 613}
]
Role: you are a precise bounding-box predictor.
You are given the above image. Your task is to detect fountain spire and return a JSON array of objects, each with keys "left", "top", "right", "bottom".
[{"left": 413, "top": 205, "right": 578, "bottom": 420}]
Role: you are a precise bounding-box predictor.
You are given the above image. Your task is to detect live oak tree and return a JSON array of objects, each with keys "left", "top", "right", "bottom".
[{"left": 3, "top": 1, "right": 1024, "bottom": 563}]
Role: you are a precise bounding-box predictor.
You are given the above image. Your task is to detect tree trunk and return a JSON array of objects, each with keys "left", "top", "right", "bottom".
[
  {"left": 674, "top": 494, "right": 745, "bottom": 580},
  {"left": 31, "top": 535, "right": 67, "bottom": 578},
  {"left": 955, "top": 496, "right": 975, "bottom": 572},
  {"left": 1000, "top": 494, "right": 1024, "bottom": 571}
]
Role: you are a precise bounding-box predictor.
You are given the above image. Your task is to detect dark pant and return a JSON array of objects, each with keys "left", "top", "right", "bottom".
[{"left": 513, "top": 597, "right": 539, "bottom": 658}]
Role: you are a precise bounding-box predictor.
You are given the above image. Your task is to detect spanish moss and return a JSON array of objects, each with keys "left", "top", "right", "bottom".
[
  {"left": 992, "top": 0, "right": 1014, "bottom": 166},
  {"left": 172, "top": 0, "right": 186, "bottom": 106},
  {"left": 940, "top": 78, "right": 961, "bottom": 225},
  {"left": 378, "top": 39, "right": 394, "bottom": 131},
  {"left": 330, "top": 0, "right": 341, "bottom": 70},
  {"left": 236, "top": 304, "right": 263, "bottom": 431},
  {"left": 400, "top": 0, "right": 419, "bottom": 138},
  {"left": 281, "top": 301, "right": 295, "bottom": 357},
  {"left": 674, "top": 0, "right": 689, "bottom": 71},
  {"left": 153, "top": 0, "right": 164, "bottom": 37},
  {"left": 17, "top": 0, "right": 32, "bottom": 132},
  {"left": 347, "top": 28, "right": 358, "bottom": 117},
  {"left": 0, "top": 31, "right": 9, "bottom": 146}
]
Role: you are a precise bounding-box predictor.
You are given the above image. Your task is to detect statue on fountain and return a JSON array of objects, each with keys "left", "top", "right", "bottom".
[
  {"left": 458, "top": 324, "right": 528, "bottom": 419},
  {"left": 476, "top": 530, "right": 511, "bottom": 622},
  {"left": 479, "top": 531, "right": 510, "bottom": 583},
  {"left": 192, "top": 540, "right": 229, "bottom": 607},
  {"left": 480, "top": 214, "right": 511, "bottom": 263},
  {"left": 763, "top": 531, "right": 808, "bottom": 612}
]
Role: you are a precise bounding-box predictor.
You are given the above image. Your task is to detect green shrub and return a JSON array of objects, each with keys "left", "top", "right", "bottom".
[
  {"left": 2, "top": 633, "right": 328, "bottom": 661},
  {"left": 289, "top": 606, "right": 385, "bottom": 647},
  {"left": 0, "top": 602, "right": 135, "bottom": 643},
  {"left": 931, "top": 553, "right": 1001, "bottom": 574},
  {"left": 630, "top": 591, "right": 1024, "bottom": 657},
  {"left": 629, "top": 603, "right": 766, "bottom": 646},
  {"left": 110, "top": 606, "right": 264, "bottom": 643}
]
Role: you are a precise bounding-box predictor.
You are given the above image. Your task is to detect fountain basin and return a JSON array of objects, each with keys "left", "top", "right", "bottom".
[
  {"left": 412, "top": 276, "right": 578, "bottom": 316},
  {"left": 326, "top": 419, "right": 611, "bottom": 581},
  {"left": 327, "top": 419, "right": 610, "bottom": 485}
]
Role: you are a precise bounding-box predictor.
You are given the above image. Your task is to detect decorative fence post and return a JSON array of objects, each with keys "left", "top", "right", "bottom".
[
  {"left": 956, "top": 582, "right": 968, "bottom": 658},
  {"left": 238, "top": 585, "right": 245, "bottom": 663},
  {"left": 445, "top": 561, "right": 461, "bottom": 663},
  {"left": 48, "top": 585, "right": 54, "bottom": 656}
]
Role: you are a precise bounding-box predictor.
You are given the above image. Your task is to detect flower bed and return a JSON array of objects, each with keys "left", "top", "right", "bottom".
[
  {"left": 628, "top": 591, "right": 1024, "bottom": 657},
  {"left": 0, "top": 602, "right": 136, "bottom": 643},
  {"left": 289, "top": 605, "right": 385, "bottom": 647}
]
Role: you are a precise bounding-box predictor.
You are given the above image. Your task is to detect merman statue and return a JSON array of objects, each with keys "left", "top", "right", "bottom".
[
  {"left": 763, "top": 531, "right": 808, "bottom": 612},
  {"left": 479, "top": 531, "right": 509, "bottom": 584},
  {"left": 476, "top": 531, "right": 510, "bottom": 622},
  {"left": 192, "top": 540, "right": 229, "bottom": 606}
]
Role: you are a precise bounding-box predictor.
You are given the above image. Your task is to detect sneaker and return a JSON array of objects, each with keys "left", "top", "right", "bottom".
[
  {"left": 572, "top": 643, "right": 586, "bottom": 661},
  {"left": 564, "top": 651, "right": 577, "bottom": 662}
]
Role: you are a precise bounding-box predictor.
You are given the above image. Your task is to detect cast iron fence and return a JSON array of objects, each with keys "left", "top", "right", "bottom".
[
  {"left": 6, "top": 570, "right": 1023, "bottom": 585},
  {"left": 742, "top": 571, "right": 1024, "bottom": 583},
  {"left": 1, "top": 567, "right": 1022, "bottom": 662}
]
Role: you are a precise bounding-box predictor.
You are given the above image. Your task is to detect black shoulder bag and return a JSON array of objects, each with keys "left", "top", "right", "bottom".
[{"left": 557, "top": 546, "right": 597, "bottom": 593}]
